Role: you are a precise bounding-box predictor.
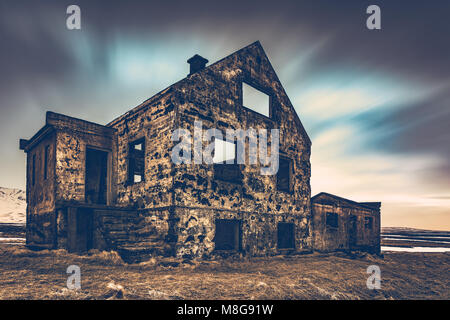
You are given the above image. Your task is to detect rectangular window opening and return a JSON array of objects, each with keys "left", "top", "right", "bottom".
[
  {"left": 277, "top": 222, "right": 295, "bottom": 249},
  {"left": 242, "top": 82, "right": 270, "bottom": 117},
  {"left": 44, "top": 145, "right": 49, "bottom": 180},
  {"left": 214, "top": 219, "right": 241, "bottom": 251},
  {"left": 365, "top": 216, "right": 373, "bottom": 230},
  {"left": 277, "top": 157, "right": 292, "bottom": 193},
  {"left": 213, "top": 138, "right": 241, "bottom": 183},
  {"left": 32, "top": 154, "right": 36, "bottom": 186},
  {"left": 326, "top": 212, "right": 339, "bottom": 229},
  {"left": 128, "top": 138, "right": 145, "bottom": 185},
  {"left": 212, "top": 138, "right": 236, "bottom": 164}
]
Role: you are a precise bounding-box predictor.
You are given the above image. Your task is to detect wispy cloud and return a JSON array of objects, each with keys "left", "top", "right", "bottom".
[{"left": 0, "top": 0, "right": 449, "bottom": 229}]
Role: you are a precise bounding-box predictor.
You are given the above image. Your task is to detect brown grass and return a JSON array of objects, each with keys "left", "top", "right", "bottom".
[{"left": 0, "top": 244, "right": 448, "bottom": 300}]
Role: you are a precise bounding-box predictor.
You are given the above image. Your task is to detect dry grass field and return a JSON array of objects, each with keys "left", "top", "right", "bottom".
[{"left": 0, "top": 244, "right": 448, "bottom": 300}]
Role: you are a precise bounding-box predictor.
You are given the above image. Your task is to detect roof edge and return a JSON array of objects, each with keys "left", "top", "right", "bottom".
[{"left": 312, "top": 192, "right": 381, "bottom": 212}]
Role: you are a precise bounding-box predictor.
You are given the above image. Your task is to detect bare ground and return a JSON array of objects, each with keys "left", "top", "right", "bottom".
[{"left": 0, "top": 244, "right": 448, "bottom": 300}]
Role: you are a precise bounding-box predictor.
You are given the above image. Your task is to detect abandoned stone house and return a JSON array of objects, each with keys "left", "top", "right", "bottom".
[
  {"left": 19, "top": 41, "right": 381, "bottom": 261},
  {"left": 311, "top": 193, "right": 380, "bottom": 253}
]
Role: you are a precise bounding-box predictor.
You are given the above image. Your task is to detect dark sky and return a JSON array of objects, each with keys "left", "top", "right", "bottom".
[{"left": 1, "top": 0, "right": 449, "bottom": 229}]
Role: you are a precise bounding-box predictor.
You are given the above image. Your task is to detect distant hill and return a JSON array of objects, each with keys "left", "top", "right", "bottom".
[{"left": 0, "top": 187, "right": 26, "bottom": 224}]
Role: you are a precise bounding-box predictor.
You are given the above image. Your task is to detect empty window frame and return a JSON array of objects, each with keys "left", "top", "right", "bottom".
[
  {"left": 365, "top": 216, "right": 373, "bottom": 230},
  {"left": 242, "top": 82, "right": 270, "bottom": 117},
  {"left": 212, "top": 138, "right": 236, "bottom": 164},
  {"left": 213, "top": 138, "right": 242, "bottom": 183},
  {"left": 44, "top": 145, "right": 49, "bottom": 180},
  {"left": 214, "top": 219, "right": 241, "bottom": 251},
  {"left": 32, "top": 154, "right": 36, "bottom": 186},
  {"left": 277, "top": 222, "right": 295, "bottom": 249},
  {"left": 326, "top": 212, "right": 339, "bottom": 229},
  {"left": 128, "top": 138, "right": 145, "bottom": 184},
  {"left": 277, "top": 156, "right": 292, "bottom": 193}
]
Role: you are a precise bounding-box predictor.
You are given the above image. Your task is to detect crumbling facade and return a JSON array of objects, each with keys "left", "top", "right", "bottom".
[
  {"left": 311, "top": 193, "right": 381, "bottom": 254},
  {"left": 19, "top": 41, "right": 380, "bottom": 261}
]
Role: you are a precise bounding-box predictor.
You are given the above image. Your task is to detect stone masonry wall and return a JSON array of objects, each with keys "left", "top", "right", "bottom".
[
  {"left": 25, "top": 130, "right": 56, "bottom": 247},
  {"left": 55, "top": 130, "right": 112, "bottom": 203},
  {"left": 173, "top": 207, "right": 309, "bottom": 258},
  {"left": 311, "top": 194, "right": 380, "bottom": 253},
  {"left": 167, "top": 42, "right": 312, "bottom": 256},
  {"left": 108, "top": 89, "right": 176, "bottom": 210},
  {"left": 27, "top": 131, "right": 56, "bottom": 216}
]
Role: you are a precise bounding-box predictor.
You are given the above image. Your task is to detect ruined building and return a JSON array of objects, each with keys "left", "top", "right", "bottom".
[
  {"left": 19, "top": 42, "right": 380, "bottom": 261},
  {"left": 311, "top": 193, "right": 380, "bottom": 253}
]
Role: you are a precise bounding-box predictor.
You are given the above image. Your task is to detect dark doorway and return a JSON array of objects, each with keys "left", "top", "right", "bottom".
[
  {"left": 68, "top": 208, "right": 93, "bottom": 253},
  {"left": 277, "top": 222, "right": 295, "bottom": 249},
  {"left": 85, "top": 148, "right": 108, "bottom": 205},
  {"left": 349, "top": 215, "right": 358, "bottom": 247},
  {"left": 214, "top": 219, "right": 241, "bottom": 250}
]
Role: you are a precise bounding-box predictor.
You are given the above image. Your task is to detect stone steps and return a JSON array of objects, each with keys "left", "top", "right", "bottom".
[{"left": 99, "top": 212, "right": 172, "bottom": 263}]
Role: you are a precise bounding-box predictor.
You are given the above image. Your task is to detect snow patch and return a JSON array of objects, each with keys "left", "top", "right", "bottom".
[{"left": 0, "top": 187, "right": 26, "bottom": 223}]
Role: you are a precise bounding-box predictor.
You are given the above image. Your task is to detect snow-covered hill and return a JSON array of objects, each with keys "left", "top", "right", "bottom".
[{"left": 0, "top": 187, "right": 26, "bottom": 224}]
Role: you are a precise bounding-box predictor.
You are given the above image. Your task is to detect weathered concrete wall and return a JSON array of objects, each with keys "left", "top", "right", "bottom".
[
  {"left": 172, "top": 207, "right": 309, "bottom": 258},
  {"left": 108, "top": 89, "right": 176, "bottom": 210},
  {"left": 24, "top": 129, "right": 56, "bottom": 247},
  {"left": 311, "top": 193, "right": 380, "bottom": 253},
  {"left": 26, "top": 211, "right": 56, "bottom": 248},
  {"left": 53, "top": 113, "right": 116, "bottom": 205},
  {"left": 312, "top": 203, "right": 347, "bottom": 251},
  {"left": 26, "top": 131, "right": 56, "bottom": 216}
]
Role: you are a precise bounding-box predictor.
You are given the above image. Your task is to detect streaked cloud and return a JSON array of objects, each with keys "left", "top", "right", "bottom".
[{"left": 0, "top": 0, "right": 449, "bottom": 230}]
